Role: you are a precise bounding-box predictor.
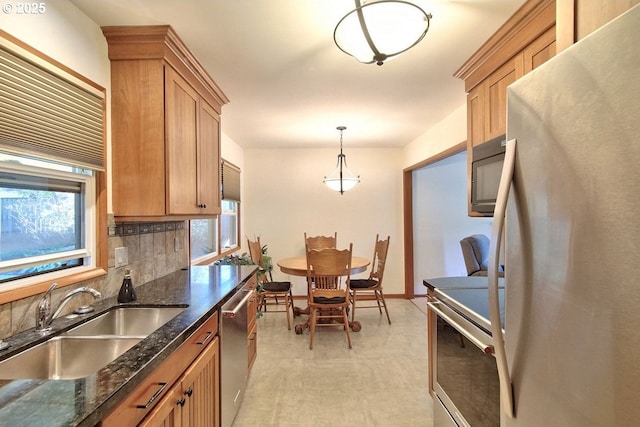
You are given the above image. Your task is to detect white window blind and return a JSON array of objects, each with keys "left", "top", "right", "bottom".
[
  {"left": 0, "top": 33, "right": 105, "bottom": 171},
  {"left": 221, "top": 159, "right": 241, "bottom": 201}
]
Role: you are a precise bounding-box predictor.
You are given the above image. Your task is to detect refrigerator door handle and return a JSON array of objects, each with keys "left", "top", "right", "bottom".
[{"left": 489, "top": 138, "right": 516, "bottom": 418}]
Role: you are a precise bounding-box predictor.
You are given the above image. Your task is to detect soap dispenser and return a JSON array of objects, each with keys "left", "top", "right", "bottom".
[{"left": 118, "top": 268, "right": 137, "bottom": 303}]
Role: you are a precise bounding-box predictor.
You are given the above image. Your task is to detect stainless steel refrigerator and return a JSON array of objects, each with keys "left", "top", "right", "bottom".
[{"left": 487, "top": 5, "right": 640, "bottom": 427}]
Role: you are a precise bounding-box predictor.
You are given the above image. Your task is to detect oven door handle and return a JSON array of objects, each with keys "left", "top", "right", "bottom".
[
  {"left": 489, "top": 138, "right": 516, "bottom": 418},
  {"left": 427, "top": 301, "right": 494, "bottom": 354}
]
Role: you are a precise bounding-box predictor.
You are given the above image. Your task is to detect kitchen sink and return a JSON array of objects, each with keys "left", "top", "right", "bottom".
[
  {"left": 0, "top": 336, "right": 141, "bottom": 380},
  {"left": 0, "top": 306, "right": 186, "bottom": 380},
  {"left": 64, "top": 306, "right": 186, "bottom": 337}
]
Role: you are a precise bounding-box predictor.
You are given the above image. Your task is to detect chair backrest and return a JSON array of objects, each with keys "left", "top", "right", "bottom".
[
  {"left": 304, "top": 232, "right": 337, "bottom": 251},
  {"left": 247, "top": 236, "right": 264, "bottom": 267},
  {"left": 247, "top": 236, "right": 273, "bottom": 282},
  {"left": 369, "top": 234, "right": 390, "bottom": 284},
  {"left": 306, "top": 245, "right": 352, "bottom": 295},
  {"left": 459, "top": 234, "right": 490, "bottom": 275}
]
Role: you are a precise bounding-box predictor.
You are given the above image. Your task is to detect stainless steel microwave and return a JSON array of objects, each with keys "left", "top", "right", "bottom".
[{"left": 471, "top": 134, "right": 506, "bottom": 215}]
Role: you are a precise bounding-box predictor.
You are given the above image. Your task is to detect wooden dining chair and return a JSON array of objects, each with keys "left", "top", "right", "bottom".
[
  {"left": 304, "top": 232, "right": 337, "bottom": 251},
  {"left": 305, "top": 245, "right": 353, "bottom": 349},
  {"left": 349, "top": 235, "right": 391, "bottom": 325},
  {"left": 247, "top": 237, "right": 293, "bottom": 330}
]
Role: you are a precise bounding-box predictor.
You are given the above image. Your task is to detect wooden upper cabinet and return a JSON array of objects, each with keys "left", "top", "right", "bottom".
[
  {"left": 456, "top": 0, "right": 556, "bottom": 143},
  {"left": 103, "top": 25, "right": 228, "bottom": 221},
  {"left": 557, "top": 0, "right": 640, "bottom": 52}
]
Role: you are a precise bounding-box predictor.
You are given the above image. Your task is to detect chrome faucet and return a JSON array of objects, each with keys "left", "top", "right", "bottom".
[{"left": 36, "top": 283, "right": 102, "bottom": 332}]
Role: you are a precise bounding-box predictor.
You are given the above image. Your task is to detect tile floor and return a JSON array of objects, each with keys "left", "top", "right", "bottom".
[{"left": 232, "top": 298, "right": 433, "bottom": 427}]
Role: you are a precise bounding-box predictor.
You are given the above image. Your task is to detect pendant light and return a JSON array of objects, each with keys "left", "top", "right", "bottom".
[
  {"left": 323, "top": 126, "right": 360, "bottom": 195},
  {"left": 334, "top": 0, "right": 432, "bottom": 66}
]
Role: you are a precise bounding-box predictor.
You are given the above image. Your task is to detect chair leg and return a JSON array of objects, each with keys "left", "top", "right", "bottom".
[
  {"left": 289, "top": 290, "right": 296, "bottom": 319},
  {"left": 378, "top": 291, "right": 391, "bottom": 325},
  {"left": 375, "top": 290, "right": 383, "bottom": 314},
  {"left": 284, "top": 294, "right": 292, "bottom": 330},
  {"left": 309, "top": 307, "right": 317, "bottom": 349},
  {"left": 350, "top": 290, "right": 357, "bottom": 322},
  {"left": 342, "top": 308, "right": 352, "bottom": 349}
]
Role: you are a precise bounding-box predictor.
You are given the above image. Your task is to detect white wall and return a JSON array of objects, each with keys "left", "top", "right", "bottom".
[
  {"left": 412, "top": 152, "right": 492, "bottom": 294},
  {"left": 242, "top": 147, "right": 403, "bottom": 296},
  {"left": 403, "top": 103, "right": 467, "bottom": 168}
]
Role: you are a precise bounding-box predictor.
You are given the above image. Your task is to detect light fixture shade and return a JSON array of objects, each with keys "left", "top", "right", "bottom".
[
  {"left": 323, "top": 126, "right": 360, "bottom": 195},
  {"left": 323, "top": 174, "right": 360, "bottom": 193},
  {"left": 334, "top": 0, "right": 431, "bottom": 65}
]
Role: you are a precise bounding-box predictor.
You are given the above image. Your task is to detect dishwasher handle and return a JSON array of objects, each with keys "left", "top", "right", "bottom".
[{"left": 222, "top": 290, "right": 253, "bottom": 318}]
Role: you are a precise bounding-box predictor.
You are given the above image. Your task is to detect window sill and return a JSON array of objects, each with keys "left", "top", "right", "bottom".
[{"left": 0, "top": 267, "right": 107, "bottom": 305}]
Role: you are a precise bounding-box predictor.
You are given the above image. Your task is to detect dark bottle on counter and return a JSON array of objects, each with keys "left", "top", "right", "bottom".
[{"left": 118, "top": 268, "right": 137, "bottom": 303}]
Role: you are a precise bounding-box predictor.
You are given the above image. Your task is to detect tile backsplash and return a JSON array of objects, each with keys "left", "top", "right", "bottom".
[{"left": 0, "top": 220, "right": 189, "bottom": 339}]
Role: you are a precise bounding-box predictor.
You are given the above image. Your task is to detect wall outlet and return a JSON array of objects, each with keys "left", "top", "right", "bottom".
[
  {"left": 115, "top": 247, "right": 128, "bottom": 268},
  {"left": 174, "top": 237, "right": 181, "bottom": 252}
]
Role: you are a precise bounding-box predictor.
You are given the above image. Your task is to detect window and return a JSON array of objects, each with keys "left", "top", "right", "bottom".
[
  {"left": 190, "top": 218, "right": 218, "bottom": 260},
  {"left": 0, "top": 31, "right": 106, "bottom": 301},
  {"left": 0, "top": 154, "right": 96, "bottom": 288},
  {"left": 220, "top": 200, "right": 239, "bottom": 251},
  {"left": 190, "top": 160, "right": 240, "bottom": 264}
]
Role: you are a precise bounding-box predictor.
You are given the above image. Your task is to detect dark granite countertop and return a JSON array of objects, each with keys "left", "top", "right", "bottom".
[{"left": 0, "top": 265, "right": 257, "bottom": 427}]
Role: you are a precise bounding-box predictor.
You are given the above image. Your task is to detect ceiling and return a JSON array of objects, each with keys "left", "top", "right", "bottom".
[{"left": 70, "top": 0, "right": 525, "bottom": 149}]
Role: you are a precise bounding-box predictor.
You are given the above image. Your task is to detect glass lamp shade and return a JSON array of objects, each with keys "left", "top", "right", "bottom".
[
  {"left": 323, "top": 176, "right": 360, "bottom": 193},
  {"left": 334, "top": 0, "right": 431, "bottom": 65},
  {"left": 323, "top": 157, "right": 360, "bottom": 194}
]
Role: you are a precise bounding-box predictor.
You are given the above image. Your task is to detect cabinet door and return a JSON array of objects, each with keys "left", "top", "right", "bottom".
[
  {"left": 165, "top": 66, "right": 200, "bottom": 215},
  {"left": 138, "top": 387, "right": 182, "bottom": 427},
  {"left": 467, "top": 84, "right": 485, "bottom": 148},
  {"left": 180, "top": 336, "right": 220, "bottom": 427},
  {"left": 523, "top": 26, "right": 556, "bottom": 74},
  {"left": 197, "top": 100, "right": 221, "bottom": 215},
  {"left": 484, "top": 55, "right": 522, "bottom": 140}
]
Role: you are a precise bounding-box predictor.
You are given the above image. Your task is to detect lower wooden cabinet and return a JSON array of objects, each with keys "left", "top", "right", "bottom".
[
  {"left": 139, "top": 336, "right": 220, "bottom": 427},
  {"left": 247, "top": 290, "right": 257, "bottom": 372},
  {"left": 100, "top": 312, "right": 219, "bottom": 427}
]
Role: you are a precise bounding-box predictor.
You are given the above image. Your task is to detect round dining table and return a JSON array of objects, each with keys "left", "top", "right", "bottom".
[
  {"left": 276, "top": 256, "right": 370, "bottom": 333},
  {"left": 277, "top": 256, "right": 370, "bottom": 276}
]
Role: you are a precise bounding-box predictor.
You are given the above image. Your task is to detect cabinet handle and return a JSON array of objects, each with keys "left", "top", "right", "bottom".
[
  {"left": 185, "top": 388, "right": 193, "bottom": 397},
  {"left": 177, "top": 397, "right": 186, "bottom": 407},
  {"left": 196, "top": 331, "right": 214, "bottom": 346},
  {"left": 136, "top": 382, "right": 168, "bottom": 409}
]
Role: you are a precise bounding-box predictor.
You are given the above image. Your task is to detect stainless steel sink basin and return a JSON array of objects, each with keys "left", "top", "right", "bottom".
[
  {"left": 0, "top": 336, "right": 141, "bottom": 380},
  {"left": 64, "top": 306, "right": 186, "bottom": 337},
  {"left": 0, "top": 306, "right": 186, "bottom": 380}
]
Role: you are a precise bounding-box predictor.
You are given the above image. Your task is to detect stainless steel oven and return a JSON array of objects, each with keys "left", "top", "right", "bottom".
[{"left": 427, "top": 288, "right": 501, "bottom": 427}]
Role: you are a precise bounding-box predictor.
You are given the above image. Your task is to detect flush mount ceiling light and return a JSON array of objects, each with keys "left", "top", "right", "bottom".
[
  {"left": 323, "top": 126, "right": 360, "bottom": 195},
  {"left": 334, "top": 0, "right": 432, "bottom": 66}
]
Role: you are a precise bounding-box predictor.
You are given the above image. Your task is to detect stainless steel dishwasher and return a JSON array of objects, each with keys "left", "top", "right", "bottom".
[{"left": 221, "top": 287, "right": 253, "bottom": 427}]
